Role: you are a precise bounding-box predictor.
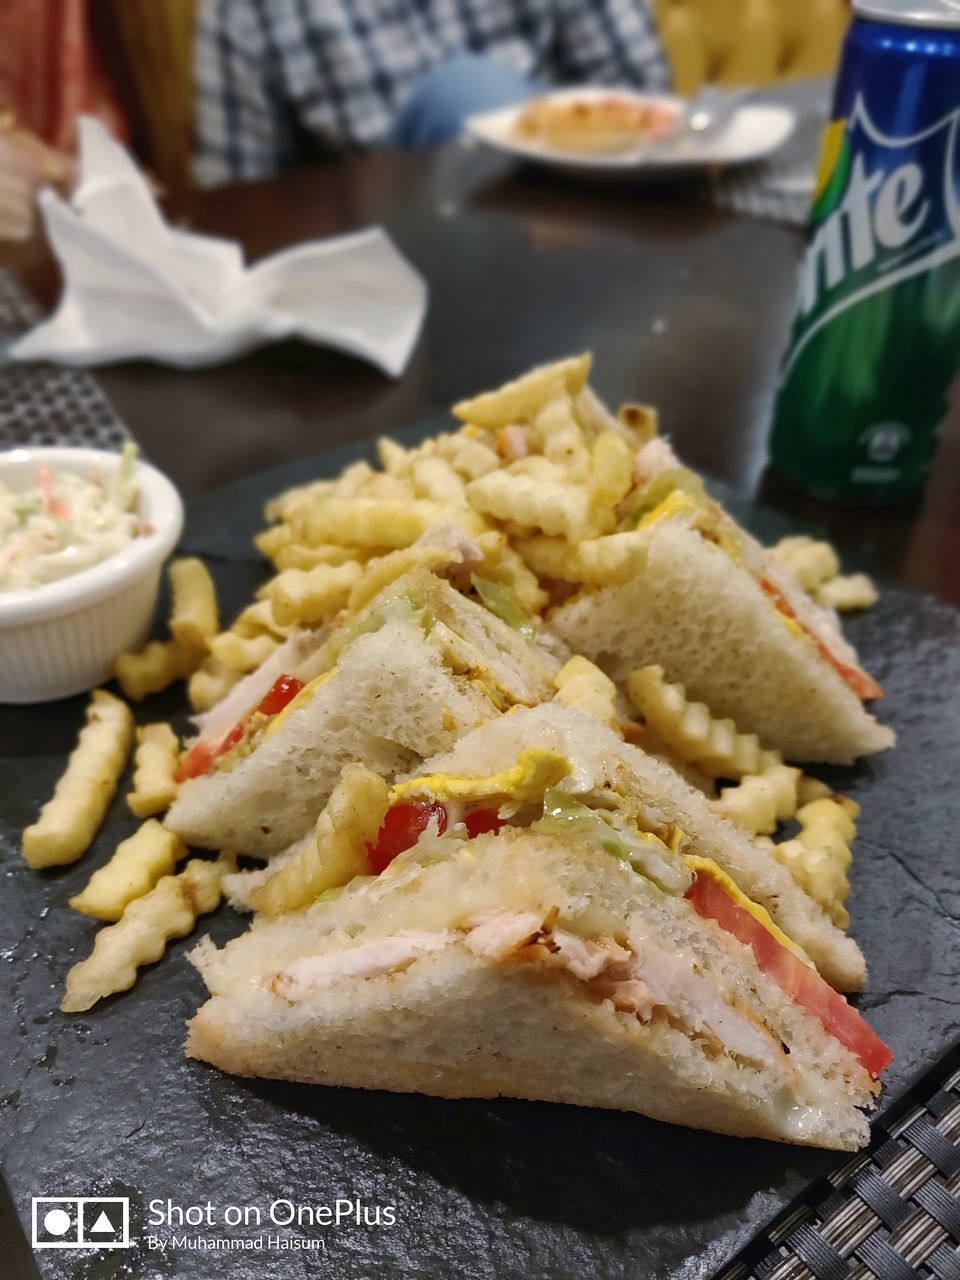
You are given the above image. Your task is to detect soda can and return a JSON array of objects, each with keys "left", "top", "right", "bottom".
[{"left": 769, "top": 0, "right": 960, "bottom": 503}]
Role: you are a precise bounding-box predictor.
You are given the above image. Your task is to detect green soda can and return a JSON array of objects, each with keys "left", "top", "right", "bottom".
[{"left": 769, "top": 0, "right": 960, "bottom": 504}]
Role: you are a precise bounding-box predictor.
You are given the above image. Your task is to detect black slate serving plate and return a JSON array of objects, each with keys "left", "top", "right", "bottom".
[{"left": 2, "top": 431, "right": 959, "bottom": 1280}]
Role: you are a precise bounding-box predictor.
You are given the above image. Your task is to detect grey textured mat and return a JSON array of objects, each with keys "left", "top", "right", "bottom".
[{"left": 1, "top": 437, "right": 958, "bottom": 1280}]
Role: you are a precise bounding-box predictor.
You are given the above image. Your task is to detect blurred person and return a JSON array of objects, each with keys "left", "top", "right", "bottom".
[
  {"left": 194, "top": 0, "right": 670, "bottom": 187},
  {"left": 0, "top": 0, "right": 127, "bottom": 238}
]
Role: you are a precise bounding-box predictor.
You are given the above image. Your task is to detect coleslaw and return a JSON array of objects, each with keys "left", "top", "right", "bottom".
[{"left": 0, "top": 444, "right": 144, "bottom": 592}]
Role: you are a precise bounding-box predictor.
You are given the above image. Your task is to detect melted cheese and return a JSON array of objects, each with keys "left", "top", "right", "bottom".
[
  {"left": 391, "top": 747, "right": 571, "bottom": 807},
  {"left": 636, "top": 489, "right": 698, "bottom": 531},
  {"left": 263, "top": 666, "right": 338, "bottom": 739},
  {"left": 683, "top": 855, "right": 814, "bottom": 967}
]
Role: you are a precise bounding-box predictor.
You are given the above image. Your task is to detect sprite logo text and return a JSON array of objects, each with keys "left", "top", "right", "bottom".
[
  {"left": 802, "top": 154, "right": 932, "bottom": 312},
  {"left": 784, "top": 95, "right": 960, "bottom": 378}
]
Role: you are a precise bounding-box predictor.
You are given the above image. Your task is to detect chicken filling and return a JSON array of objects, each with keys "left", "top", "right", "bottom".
[{"left": 269, "top": 910, "right": 786, "bottom": 1071}]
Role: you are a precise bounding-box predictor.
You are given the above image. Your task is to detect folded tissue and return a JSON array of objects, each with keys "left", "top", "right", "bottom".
[{"left": 11, "top": 118, "right": 427, "bottom": 377}]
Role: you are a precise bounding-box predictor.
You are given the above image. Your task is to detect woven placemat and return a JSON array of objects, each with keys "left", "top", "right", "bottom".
[
  {"left": 702, "top": 78, "right": 829, "bottom": 229},
  {"left": 717, "top": 1046, "right": 960, "bottom": 1280},
  {"left": 0, "top": 270, "right": 130, "bottom": 451}
]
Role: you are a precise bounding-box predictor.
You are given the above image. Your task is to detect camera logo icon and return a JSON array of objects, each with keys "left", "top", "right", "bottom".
[{"left": 32, "top": 1197, "right": 131, "bottom": 1250}]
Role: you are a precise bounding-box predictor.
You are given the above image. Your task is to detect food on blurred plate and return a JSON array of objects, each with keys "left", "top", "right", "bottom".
[
  {"left": 513, "top": 94, "right": 679, "bottom": 153},
  {"left": 0, "top": 443, "right": 141, "bottom": 591},
  {"left": 188, "top": 705, "right": 891, "bottom": 1150},
  {"left": 19, "top": 351, "right": 896, "bottom": 1149}
]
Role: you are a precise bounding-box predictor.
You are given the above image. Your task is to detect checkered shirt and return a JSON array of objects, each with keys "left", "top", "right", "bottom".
[{"left": 194, "top": 0, "right": 670, "bottom": 185}]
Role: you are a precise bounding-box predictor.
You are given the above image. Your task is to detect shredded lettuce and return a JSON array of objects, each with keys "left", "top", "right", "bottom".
[
  {"left": 532, "top": 788, "right": 690, "bottom": 894},
  {"left": 471, "top": 575, "right": 535, "bottom": 637},
  {"left": 12, "top": 492, "right": 41, "bottom": 519},
  {"left": 619, "top": 467, "right": 706, "bottom": 530},
  {"left": 109, "top": 441, "right": 140, "bottom": 510}
]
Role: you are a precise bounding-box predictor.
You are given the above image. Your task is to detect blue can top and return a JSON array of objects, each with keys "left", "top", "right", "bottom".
[{"left": 854, "top": 0, "right": 960, "bottom": 27}]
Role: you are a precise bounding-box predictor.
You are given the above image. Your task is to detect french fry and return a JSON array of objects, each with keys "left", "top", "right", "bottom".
[
  {"left": 254, "top": 523, "right": 291, "bottom": 564},
  {"left": 410, "top": 455, "right": 467, "bottom": 505},
  {"left": 475, "top": 532, "right": 550, "bottom": 614},
  {"left": 537, "top": 397, "right": 590, "bottom": 477},
  {"left": 362, "top": 472, "right": 418, "bottom": 502},
  {"left": 466, "top": 469, "right": 592, "bottom": 542},
  {"left": 231, "top": 600, "right": 287, "bottom": 638},
  {"left": 250, "top": 767, "right": 389, "bottom": 915},
  {"left": 273, "top": 543, "right": 372, "bottom": 572},
  {"left": 515, "top": 534, "right": 585, "bottom": 583},
  {"left": 771, "top": 535, "right": 840, "bottom": 592},
  {"left": 712, "top": 763, "right": 801, "bottom": 836},
  {"left": 208, "top": 629, "right": 278, "bottom": 674},
  {"left": 70, "top": 819, "right": 188, "bottom": 920},
  {"left": 377, "top": 436, "right": 410, "bottom": 476},
  {"left": 617, "top": 403, "right": 659, "bottom": 444},
  {"left": 627, "top": 665, "right": 778, "bottom": 779},
  {"left": 772, "top": 797, "right": 859, "bottom": 929},
  {"left": 452, "top": 353, "right": 592, "bottom": 427},
  {"left": 577, "top": 531, "right": 648, "bottom": 585},
  {"left": 264, "top": 478, "right": 334, "bottom": 524},
  {"left": 114, "top": 638, "right": 204, "bottom": 701},
  {"left": 797, "top": 774, "right": 833, "bottom": 805},
  {"left": 297, "top": 498, "right": 471, "bottom": 549},
  {"left": 553, "top": 656, "right": 620, "bottom": 733},
  {"left": 267, "top": 561, "right": 364, "bottom": 628},
  {"left": 188, "top": 656, "right": 240, "bottom": 713},
  {"left": 128, "top": 723, "right": 180, "bottom": 817},
  {"left": 330, "top": 460, "right": 376, "bottom": 498},
  {"left": 22, "top": 690, "right": 134, "bottom": 868},
  {"left": 437, "top": 433, "right": 500, "bottom": 480},
  {"left": 588, "top": 431, "right": 634, "bottom": 526},
  {"left": 168, "top": 557, "right": 219, "bottom": 649},
  {"left": 815, "top": 573, "right": 879, "bottom": 612},
  {"left": 347, "top": 545, "right": 452, "bottom": 614},
  {"left": 574, "top": 385, "right": 639, "bottom": 443},
  {"left": 61, "top": 855, "right": 232, "bottom": 1012}
]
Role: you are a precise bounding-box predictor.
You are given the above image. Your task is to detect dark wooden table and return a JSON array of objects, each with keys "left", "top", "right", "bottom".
[{"left": 4, "top": 144, "right": 959, "bottom": 604}]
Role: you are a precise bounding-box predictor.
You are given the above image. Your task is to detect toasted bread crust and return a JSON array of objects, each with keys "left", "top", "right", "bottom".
[{"left": 550, "top": 521, "right": 894, "bottom": 765}]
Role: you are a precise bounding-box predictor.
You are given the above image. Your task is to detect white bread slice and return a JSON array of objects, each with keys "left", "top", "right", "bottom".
[
  {"left": 188, "top": 833, "right": 876, "bottom": 1150},
  {"left": 166, "top": 572, "right": 559, "bottom": 859},
  {"left": 550, "top": 520, "right": 894, "bottom": 764},
  {"left": 634, "top": 437, "right": 877, "bottom": 689},
  {"left": 165, "top": 615, "right": 494, "bottom": 857},
  {"left": 419, "top": 704, "right": 866, "bottom": 992}
]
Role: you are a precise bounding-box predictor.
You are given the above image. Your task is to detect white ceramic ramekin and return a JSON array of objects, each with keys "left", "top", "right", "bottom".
[{"left": 0, "top": 447, "right": 184, "bottom": 703}]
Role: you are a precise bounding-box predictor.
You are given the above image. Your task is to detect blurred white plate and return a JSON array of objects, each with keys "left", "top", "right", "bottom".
[{"left": 466, "top": 88, "right": 796, "bottom": 180}]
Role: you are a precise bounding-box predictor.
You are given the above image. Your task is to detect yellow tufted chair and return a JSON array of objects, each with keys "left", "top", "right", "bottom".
[{"left": 653, "top": 0, "right": 850, "bottom": 95}]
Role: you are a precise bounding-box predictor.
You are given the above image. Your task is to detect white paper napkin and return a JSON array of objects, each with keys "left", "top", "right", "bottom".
[{"left": 11, "top": 118, "right": 428, "bottom": 377}]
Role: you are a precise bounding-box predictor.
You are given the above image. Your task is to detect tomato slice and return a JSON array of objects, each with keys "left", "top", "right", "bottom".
[
  {"left": 176, "top": 740, "right": 218, "bottom": 782},
  {"left": 686, "top": 871, "right": 893, "bottom": 1078},
  {"left": 176, "top": 675, "right": 305, "bottom": 782},
  {"left": 176, "top": 715, "right": 250, "bottom": 781},
  {"left": 366, "top": 801, "right": 448, "bottom": 874},
  {"left": 464, "top": 808, "right": 507, "bottom": 838},
  {"left": 257, "top": 674, "right": 305, "bottom": 717},
  {"left": 760, "top": 577, "right": 884, "bottom": 701}
]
